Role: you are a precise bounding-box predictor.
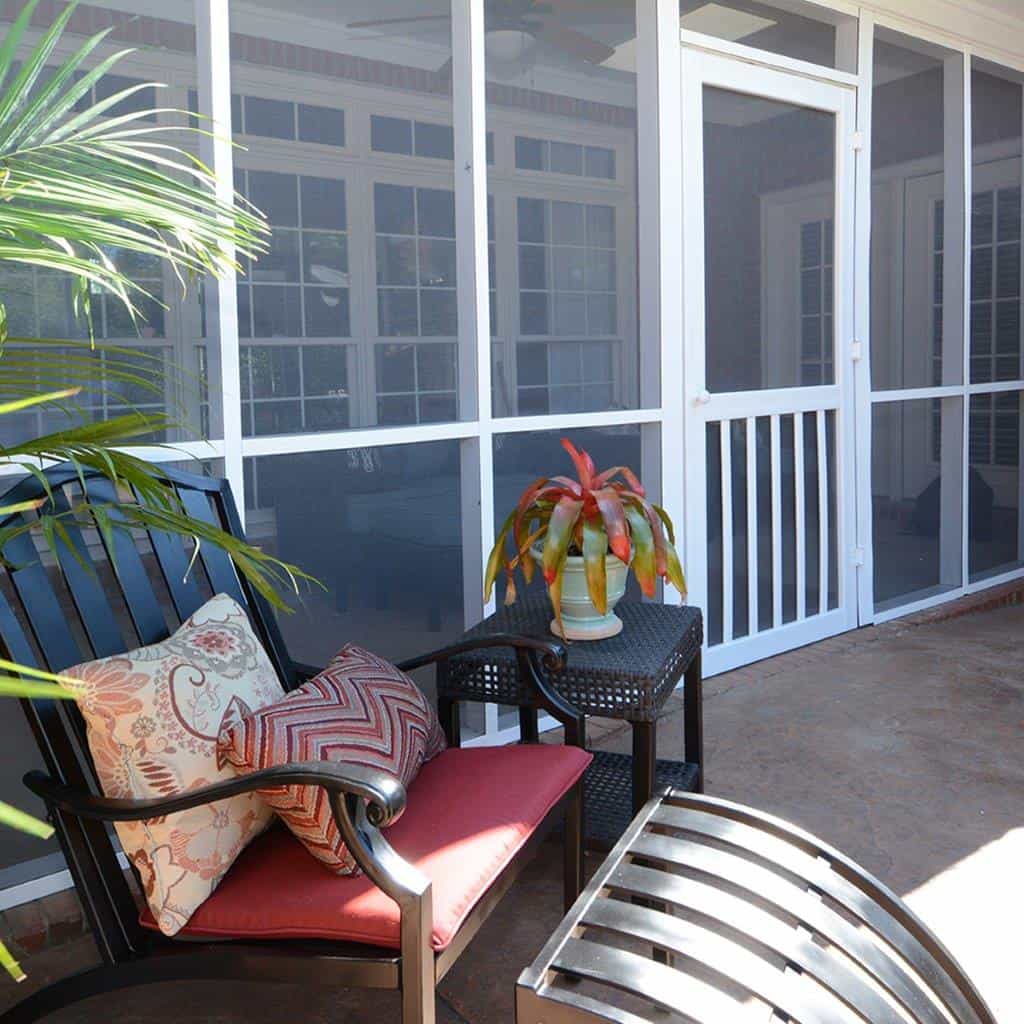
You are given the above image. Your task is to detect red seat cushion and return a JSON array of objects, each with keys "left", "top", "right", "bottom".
[{"left": 140, "top": 744, "right": 590, "bottom": 951}]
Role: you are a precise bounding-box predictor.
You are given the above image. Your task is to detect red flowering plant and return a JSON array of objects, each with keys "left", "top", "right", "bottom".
[{"left": 484, "top": 439, "right": 686, "bottom": 634}]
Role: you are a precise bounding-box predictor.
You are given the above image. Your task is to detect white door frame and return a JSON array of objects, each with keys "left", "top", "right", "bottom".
[{"left": 681, "top": 47, "right": 861, "bottom": 675}]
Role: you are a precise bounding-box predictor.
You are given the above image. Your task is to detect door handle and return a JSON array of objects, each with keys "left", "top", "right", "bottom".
[{"left": 695, "top": 389, "right": 711, "bottom": 406}]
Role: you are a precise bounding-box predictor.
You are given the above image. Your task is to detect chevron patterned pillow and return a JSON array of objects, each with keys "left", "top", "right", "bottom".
[{"left": 217, "top": 643, "right": 446, "bottom": 874}]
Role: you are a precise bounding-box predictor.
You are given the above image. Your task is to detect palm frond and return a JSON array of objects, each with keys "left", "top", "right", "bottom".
[{"left": 0, "top": 0, "right": 267, "bottom": 332}]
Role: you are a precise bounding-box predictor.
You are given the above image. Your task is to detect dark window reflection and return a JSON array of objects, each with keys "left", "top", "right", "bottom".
[{"left": 246, "top": 443, "right": 463, "bottom": 682}]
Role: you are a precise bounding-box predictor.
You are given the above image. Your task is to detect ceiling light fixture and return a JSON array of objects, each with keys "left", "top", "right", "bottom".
[{"left": 485, "top": 28, "right": 536, "bottom": 64}]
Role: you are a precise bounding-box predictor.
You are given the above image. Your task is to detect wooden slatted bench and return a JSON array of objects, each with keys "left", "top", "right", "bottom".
[{"left": 516, "top": 790, "right": 997, "bottom": 1024}]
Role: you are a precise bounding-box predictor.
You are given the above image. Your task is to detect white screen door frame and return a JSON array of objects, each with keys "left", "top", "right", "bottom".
[{"left": 680, "top": 48, "right": 860, "bottom": 675}]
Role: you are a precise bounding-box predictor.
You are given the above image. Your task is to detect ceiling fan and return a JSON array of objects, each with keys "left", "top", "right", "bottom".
[{"left": 347, "top": 0, "right": 616, "bottom": 74}]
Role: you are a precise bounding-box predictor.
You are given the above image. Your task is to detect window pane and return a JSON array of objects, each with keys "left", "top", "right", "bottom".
[
  {"left": 971, "top": 62, "right": 1023, "bottom": 384},
  {"left": 679, "top": 0, "right": 855, "bottom": 72},
  {"left": 871, "top": 32, "right": 965, "bottom": 390},
  {"left": 230, "top": 2, "right": 458, "bottom": 433},
  {"left": 297, "top": 103, "right": 345, "bottom": 146},
  {"left": 371, "top": 115, "right": 413, "bottom": 155},
  {"left": 245, "top": 442, "right": 464, "bottom": 679},
  {"left": 873, "top": 398, "right": 964, "bottom": 611},
  {"left": 970, "top": 390, "right": 1024, "bottom": 580},
  {"left": 0, "top": 4, "right": 216, "bottom": 448},
  {"left": 703, "top": 87, "right": 835, "bottom": 392},
  {"left": 489, "top": 1, "right": 642, "bottom": 417}
]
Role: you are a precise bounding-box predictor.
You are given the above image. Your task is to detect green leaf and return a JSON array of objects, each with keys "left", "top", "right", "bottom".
[
  {"left": 652, "top": 503, "right": 677, "bottom": 546},
  {"left": 0, "top": 800, "right": 53, "bottom": 840},
  {"left": 624, "top": 504, "right": 657, "bottom": 597},
  {"left": 0, "top": 387, "right": 80, "bottom": 415},
  {"left": 484, "top": 507, "right": 517, "bottom": 603},
  {"left": 582, "top": 516, "right": 608, "bottom": 615},
  {"left": 0, "top": 939, "right": 26, "bottom": 983},
  {"left": 542, "top": 495, "right": 583, "bottom": 585},
  {"left": 665, "top": 540, "right": 687, "bottom": 598},
  {"left": 546, "top": 547, "right": 569, "bottom": 639},
  {"left": 0, "top": 677, "right": 75, "bottom": 700}
]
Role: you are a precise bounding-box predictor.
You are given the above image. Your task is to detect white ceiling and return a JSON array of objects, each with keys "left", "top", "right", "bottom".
[{"left": 971, "top": 0, "right": 1024, "bottom": 18}]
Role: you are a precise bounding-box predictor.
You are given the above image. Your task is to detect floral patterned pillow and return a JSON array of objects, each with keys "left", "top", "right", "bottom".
[{"left": 65, "top": 593, "right": 285, "bottom": 936}]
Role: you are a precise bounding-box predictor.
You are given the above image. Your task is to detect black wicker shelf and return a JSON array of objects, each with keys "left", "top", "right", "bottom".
[{"left": 584, "top": 751, "right": 699, "bottom": 849}]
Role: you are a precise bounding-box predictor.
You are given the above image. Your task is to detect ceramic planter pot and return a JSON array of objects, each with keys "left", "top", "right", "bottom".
[{"left": 548, "top": 551, "right": 629, "bottom": 641}]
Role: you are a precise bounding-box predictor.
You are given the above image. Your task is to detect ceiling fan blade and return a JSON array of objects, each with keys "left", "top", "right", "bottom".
[
  {"left": 348, "top": 14, "right": 453, "bottom": 29},
  {"left": 536, "top": 23, "right": 616, "bottom": 64}
]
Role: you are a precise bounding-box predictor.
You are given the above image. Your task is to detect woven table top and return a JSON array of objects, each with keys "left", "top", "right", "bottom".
[{"left": 443, "top": 600, "right": 702, "bottom": 721}]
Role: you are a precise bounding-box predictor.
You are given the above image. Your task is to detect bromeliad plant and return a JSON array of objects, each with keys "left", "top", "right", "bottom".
[{"left": 485, "top": 439, "right": 686, "bottom": 634}]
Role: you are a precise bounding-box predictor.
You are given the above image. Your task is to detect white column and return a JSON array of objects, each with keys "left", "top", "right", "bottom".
[
  {"left": 453, "top": 0, "right": 494, "bottom": 741},
  {"left": 853, "top": 13, "right": 876, "bottom": 621},
  {"left": 653, "top": 0, "right": 686, "bottom": 603},
  {"left": 194, "top": 0, "right": 245, "bottom": 522},
  {"left": 944, "top": 51, "right": 968, "bottom": 589}
]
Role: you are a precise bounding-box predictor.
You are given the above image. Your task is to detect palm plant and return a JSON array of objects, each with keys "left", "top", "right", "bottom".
[{"left": 0, "top": 0, "right": 313, "bottom": 977}]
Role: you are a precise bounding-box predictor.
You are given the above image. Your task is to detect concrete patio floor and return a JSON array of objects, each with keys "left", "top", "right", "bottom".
[{"left": 2, "top": 602, "right": 1021, "bottom": 1022}]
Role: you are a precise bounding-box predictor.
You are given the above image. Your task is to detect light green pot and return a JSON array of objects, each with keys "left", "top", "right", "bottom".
[{"left": 548, "top": 552, "right": 629, "bottom": 641}]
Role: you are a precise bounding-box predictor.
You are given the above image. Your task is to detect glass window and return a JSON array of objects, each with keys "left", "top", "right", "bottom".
[
  {"left": 968, "top": 60, "right": 1024, "bottom": 581},
  {"left": 235, "top": 169, "right": 351, "bottom": 436},
  {"left": 298, "top": 103, "right": 345, "bottom": 146},
  {"left": 971, "top": 65, "right": 1022, "bottom": 385},
  {"left": 679, "top": 0, "right": 856, "bottom": 72},
  {"left": 871, "top": 31, "right": 965, "bottom": 391},
  {"left": 873, "top": 398, "right": 964, "bottom": 611},
  {"left": 488, "top": 1, "right": 640, "bottom": 418},
  {"left": 245, "top": 442, "right": 463, "bottom": 674},
  {"left": 231, "top": 2, "right": 458, "bottom": 432},
  {"left": 0, "top": 4, "right": 213, "bottom": 448},
  {"left": 703, "top": 86, "right": 836, "bottom": 392},
  {"left": 969, "top": 391, "right": 1024, "bottom": 580}
]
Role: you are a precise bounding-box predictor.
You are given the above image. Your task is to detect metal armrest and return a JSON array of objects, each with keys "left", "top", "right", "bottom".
[
  {"left": 400, "top": 634, "right": 584, "bottom": 746},
  {"left": 24, "top": 762, "right": 406, "bottom": 829},
  {"left": 396, "top": 633, "right": 566, "bottom": 675}
]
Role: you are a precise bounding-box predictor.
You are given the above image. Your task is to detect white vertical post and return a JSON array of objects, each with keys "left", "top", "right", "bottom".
[
  {"left": 719, "top": 421, "right": 733, "bottom": 642},
  {"left": 853, "top": 12, "right": 875, "bottom": 622},
  {"left": 818, "top": 409, "right": 830, "bottom": 614},
  {"left": 195, "top": 0, "right": 244, "bottom": 520},
  {"left": 680, "top": 46, "right": 708, "bottom": 624},
  {"left": 794, "top": 411, "right": 806, "bottom": 620},
  {"left": 943, "top": 50, "right": 967, "bottom": 590},
  {"left": 746, "top": 416, "right": 758, "bottom": 634},
  {"left": 453, "top": 0, "right": 495, "bottom": 741},
  {"left": 770, "top": 413, "right": 783, "bottom": 628},
  {"left": 452, "top": 0, "right": 493, "bottom": 630},
  {"left": 654, "top": 0, "right": 686, "bottom": 605},
  {"left": 960, "top": 53, "right": 973, "bottom": 589}
]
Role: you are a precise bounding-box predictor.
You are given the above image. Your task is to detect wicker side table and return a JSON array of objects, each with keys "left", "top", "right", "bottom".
[{"left": 442, "top": 600, "right": 704, "bottom": 847}]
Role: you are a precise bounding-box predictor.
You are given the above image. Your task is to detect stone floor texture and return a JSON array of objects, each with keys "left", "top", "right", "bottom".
[{"left": 1, "top": 602, "right": 1021, "bottom": 1022}]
